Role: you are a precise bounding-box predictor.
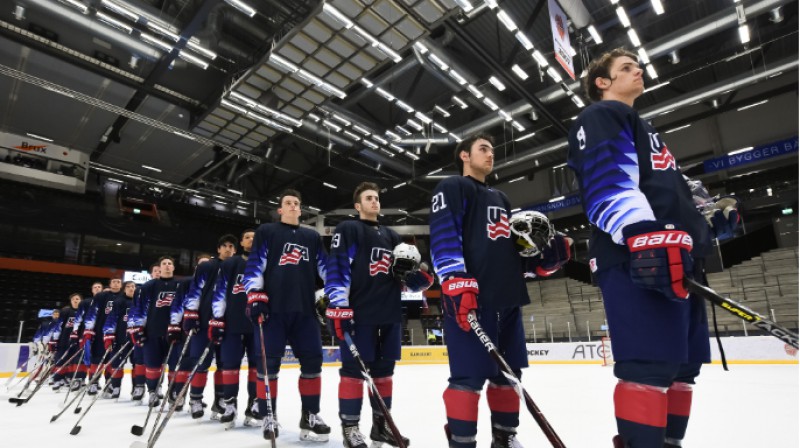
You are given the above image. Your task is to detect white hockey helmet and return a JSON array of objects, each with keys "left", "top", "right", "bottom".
[
  {"left": 509, "top": 210, "right": 554, "bottom": 257},
  {"left": 392, "top": 243, "right": 421, "bottom": 278}
]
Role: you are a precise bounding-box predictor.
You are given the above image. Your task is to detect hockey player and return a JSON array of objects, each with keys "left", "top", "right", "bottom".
[
  {"left": 209, "top": 230, "right": 262, "bottom": 429},
  {"left": 51, "top": 293, "right": 82, "bottom": 391},
  {"left": 174, "top": 235, "right": 237, "bottom": 419},
  {"left": 243, "top": 190, "right": 332, "bottom": 441},
  {"left": 82, "top": 277, "right": 124, "bottom": 395},
  {"left": 102, "top": 280, "right": 137, "bottom": 399},
  {"left": 430, "top": 133, "right": 571, "bottom": 448},
  {"left": 566, "top": 49, "right": 725, "bottom": 448},
  {"left": 128, "top": 263, "right": 163, "bottom": 402},
  {"left": 68, "top": 281, "right": 104, "bottom": 390},
  {"left": 127, "top": 256, "right": 183, "bottom": 407},
  {"left": 325, "top": 182, "right": 433, "bottom": 448}
]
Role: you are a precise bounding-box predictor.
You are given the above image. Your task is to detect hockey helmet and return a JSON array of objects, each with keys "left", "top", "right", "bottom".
[
  {"left": 392, "top": 243, "right": 421, "bottom": 278},
  {"left": 509, "top": 210, "right": 554, "bottom": 257}
]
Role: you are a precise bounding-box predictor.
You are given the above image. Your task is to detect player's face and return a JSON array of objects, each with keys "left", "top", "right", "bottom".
[
  {"left": 150, "top": 266, "right": 161, "bottom": 279},
  {"left": 159, "top": 259, "right": 174, "bottom": 278},
  {"left": 241, "top": 232, "right": 255, "bottom": 252},
  {"left": 109, "top": 279, "right": 122, "bottom": 292},
  {"left": 124, "top": 283, "right": 136, "bottom": 298},
  {"left": 463, "top": 139, "right": 494, "bottom": 179},
  {"left": 356, "top": 190, "right": 380, "bottom": 220},
  {"left": 70, "top": 295, "right": 81, "bottom": 308},
  {"left": 52, "top": 310, "right": 60, "bottom": 320},
  {"left": 278, "top": 195, "right": 302, "bottom": 224},
  {"left": 91, "top": 283, "right": 103, "bottom": 295},
  {"left": 604, "top": 56, "right": 644, "bottom": 101},
  {"left": 217, "top": 242, "right": 236, "bottom": 260}
]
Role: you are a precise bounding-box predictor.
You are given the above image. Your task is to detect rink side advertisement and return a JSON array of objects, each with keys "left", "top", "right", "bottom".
[{"left": 0, "top": 336, "right": 796, "bottom": 376}]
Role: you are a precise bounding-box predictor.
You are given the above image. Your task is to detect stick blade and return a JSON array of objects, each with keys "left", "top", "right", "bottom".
[
  {"left": 74, "top": 407, "right": 82, "bottom": 414},
  {"left": 131, "top": 425, "right": 144, "bottom": 436},
  {"left": 50, "top": 415, "right": 60, "bottom": 422},
  {"left": 70, "top": 426, "right": 81, "bottom": 435},
  {"left": 8, "top": 397, "right": 23, "bottom": 404},
  {"left": 129, "top": 441, "right": 148, "bottom": 448}
]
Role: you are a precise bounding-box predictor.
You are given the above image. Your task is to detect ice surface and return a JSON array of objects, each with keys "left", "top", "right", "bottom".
[{"left": 2, "top": 363, "right": 797, "bottom": 447}]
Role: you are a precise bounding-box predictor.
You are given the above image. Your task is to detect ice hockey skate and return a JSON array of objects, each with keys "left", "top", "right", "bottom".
[
  {"left": 219, "top": 397, "right": 237, "bottom": 430},
  {"left": 190, "top": 398, "right": 204, "bottom": 419},
  {"left": 491, "top": 426, "right": 523, "bottom": 448},
  {"left": 243, "top": 397, "right": 262, "bottom": 426},
  {"left": 342, "top": 423, "right": 368, "bottom": 448},
  {"left": 369, "top": 413, "right": 409, "bottom": 447},
  {"left": 262, "top": 414, "right": 280, "bottom": 440},
  {"left": 299, "top": 409, "right": 331, "bottom": 442}
]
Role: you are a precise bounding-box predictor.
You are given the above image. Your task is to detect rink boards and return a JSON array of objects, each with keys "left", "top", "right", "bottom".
[{"left": 1, "top": 335, "right": 797, "bottom": 376}]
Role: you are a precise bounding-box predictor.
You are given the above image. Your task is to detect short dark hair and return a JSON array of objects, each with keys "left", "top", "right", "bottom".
[
  {"left": 69, "top": 292, "right": 82, "bottom": 301},
  {"left": 91, "top": 281, "right": 103, "bottom": 287},
  {"left": 217, "top": 234, "right": 237, "bottom": 248},
  {"left": 149, "top": 263, "right": 159, "bottom": 271},
  {"left": 158, "top": 255, "right": 175, "bottom": 264},
  {"left": 583, "top": 48, "right": 639, "bottom": 102},
  {"left": 241, "top": 229, "right": 256, "bottom": 240},
  {"left": 278, "top": 189, "right": 301, "bottom": 206},
  {"left": 123, "top": 281, "right": 136, "bottom": 289},
  {"left": 454, "top": 133, "right": 494, "bottom": 175},
  {"left": 353, "top": 182, "right": 379, "bottom": 205}
]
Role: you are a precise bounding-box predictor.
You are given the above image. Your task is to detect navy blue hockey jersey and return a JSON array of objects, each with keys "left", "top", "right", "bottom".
[
  {"left": 212, "top": 255, "right": 251, "bottom": 332},
  {"left": 566, "top": 100, "right": 711, "bottom": 272},
  {"left": 84, "top": 290, "right": 122, "bottom": 334},
  {"left": 430, "top": 176, "right": 530, "bottom": 309},
  {"left": 243, "top": 222, "right": 327, "bottom": 315},
  {"left": 325, "top": 219, "right": 404, "bottom": 324},
  {"left": 182, "top": 258, "right": 223, "bottom": 329},
  {"left": 103, "top": 294, "right": 133, "bottom": 341},
  {"left": 128, "top": 277, "right": 181, "bottom": 338},
  {"left": 54, "top": 306, "right": 78, "bottom": 348}
]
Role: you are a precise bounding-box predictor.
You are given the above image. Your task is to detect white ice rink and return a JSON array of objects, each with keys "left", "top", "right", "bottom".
[{"left": 2, "top": 363, "right": 797, "bottom": 447}]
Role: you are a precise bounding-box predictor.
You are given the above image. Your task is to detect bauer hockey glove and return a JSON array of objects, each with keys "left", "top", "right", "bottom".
[
  {"left": 442, "top": 274, "right": 479, "bottom": 332},
  {"left": 167, "top": 324, "right": 183, "bottom": 343},
  {"left": 69, "top": 330, "right": 80, "bottom": 347},
  {"left": 246, "top": 291, "right": 270, "bottom": 324},
  {"left": 525, "top": 234, "right": 573, "bottom": 278},
  {"left": 182, "top": 310, "right": 199, "bottom": 334},
  {"left": 208, "top": 319, "right": 225, "bottom": 345},
  {"left": 103, "top": 334, "right": 115, "bottom": 351},
  {"left": 403, "top": 264, "right": 434, "bottom": 292},
  {"left": 127, "top": 326, "right": 146, "bottom": 347},
  {"left": 623, "top": 221, "right": 694, "bottom": 300},
  {"left": 325, "top": 307, "right": 354, "bottom": 341},
  {"left": 47, "top": 341, "right": 57, "bottom": 352},
  {"left": 82, "top": 329, "right": 95, "bottom": 345}
]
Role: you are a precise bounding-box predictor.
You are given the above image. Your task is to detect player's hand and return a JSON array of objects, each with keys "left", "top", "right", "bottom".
[
  {"left": 442, "top": 274, "right": 479, "bottom": 332},
  {"left": 167, "top": 325, "right": 183, "bottom": 343},
  {"left": 403, "top": 268, "right": 433, "bottom": 292},
  {"left": 47, "top": 341, "right": 57, "bottom": 353},
  {"left": 525, "top": 234, "right": 572, "bottom": 277},
  {"left": 247, "top": 291, "right": 270, "bottom": 324},
  {"left": 69, "top": 330, "right": 80, "bottom": 347},
  {"left": 127, "top": 326, "right": 146, "bottom": 347},
  {"left": 208, "top": 319, "right": 225, "bottom": 345},
  {"left": 325, "top": 307, "right": 354, "bottom": 341},
  {"left": 623, "top": 221, "right": 693, "bottom": 300},
  {"left": 82, "top": 329, "right": 95, "bottom": 345},
  {"left": 707, "top": 195, "right": 740, "bottom": 240},
  {"left": 103, "top": 334, "right": 115, "bottom": 351},
  {"left": 182, "top": 310, "right": 199, "bottom": 334}
]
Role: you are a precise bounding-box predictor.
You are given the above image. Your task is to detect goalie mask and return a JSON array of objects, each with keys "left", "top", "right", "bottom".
[
  {"left": 510, "top": 210, "right": 554, "bottom": 257},
  {"left": 392, "top": 243, "right": 421, "bottom": 279}
]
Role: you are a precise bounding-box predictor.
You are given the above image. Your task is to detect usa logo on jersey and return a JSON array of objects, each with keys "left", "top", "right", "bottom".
[
  {"left": 105, "top": 300, "right": 114, "bottom": 315},
  {"left": 66, "top": 317, "right": 75, "bottom": 329},
  {"left": 279, "top": 243, "right": 309, "bottom": 265},
  {"left": 155, "top": 292, "right": 175, "bottom": 308},
  {"left": 649, "top": 133, "right": 676, "bottom": 171},
  {"left": 369, "top": 248, "right": 392, "bottom": 276},
  {"left": 486, "top": 206, "right": 511, "bottom": 240},
  {"left": 231, "top": 274, "right": 246, "bottom": 295}
]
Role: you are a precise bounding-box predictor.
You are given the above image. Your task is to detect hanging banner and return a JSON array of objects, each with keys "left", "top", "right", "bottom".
[
  {"left": 548, "top": 0, "right": 575, "bottom": 80},
  {"left": 703, "top": 136, "right": 798, "bottom": 173}
]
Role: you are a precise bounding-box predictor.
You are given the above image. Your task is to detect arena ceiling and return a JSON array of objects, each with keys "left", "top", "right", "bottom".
[{"left": 0, "top": 0, "right": 797, "bottom": 225}]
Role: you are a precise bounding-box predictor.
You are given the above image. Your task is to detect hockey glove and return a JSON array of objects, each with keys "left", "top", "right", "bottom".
[
  {"left": 525, "top": 234, "right": 573, "bottom": 278},
  {"left": 182, "top": 310, "right": 199, "bottom": 334},
  {"left": 246, "top": 291, "right": 270, "bottom": 324},
  {"left": 403, "top": 266, "right": 434, "bottom": 292},
  {"left": 127, "top": 326, "right": 146, "bottom": 347},
  {"left": 82, "top": 329, "right": 95, "bottom": 345},
  {"left": 208, "top": 319, "right": 225, "bottom": 345},
  {"left": 325, "top": 307, "right": 354, "bottom": 341},
  {"left": 623, "top": 221, "right": 694, "bottom": 300},
  {"left": 103, "top": 334, "right": 115, "bottom": 351},
  {"left": 441, "top": 274, "right": 479, "bottom": 332},
  {"left": 47, "top": 341, "right": 57, "bottom": 353},
  {"left": 69, "top": 330, "right": 80, "bottom": 347},
  {"left": 167, "top": 325, "right": 183, "bottom": 343}
]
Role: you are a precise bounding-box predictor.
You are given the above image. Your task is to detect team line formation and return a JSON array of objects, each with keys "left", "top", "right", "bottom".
[{"left": 10, "top": 49, "right": 749, "bottom": 448}]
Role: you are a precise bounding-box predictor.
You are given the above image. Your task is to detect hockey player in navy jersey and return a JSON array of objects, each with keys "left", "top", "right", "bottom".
[
  {"left": 128, "top": 264, "right": 162, "bottom": 402},
  {"left": 244, "top": 189, "right": 332, "bottom": 441},
  {"left": 127, "top": 256, "right": 183, "bottom": 407},
  {"left": 567, "top": 49, "right": 725, "bottom": 448},
  {"left": 209, "top": 230, "right": 261, "bottom": 429},
  {"left": 430, "top": 134, "right": 571, "bottom": 448},
  {"left": 51, "top": 293, "right": 82, "bottom": 391},
  {"left": 102, "top": 280, "right": 137, "bottom": 399},
  {"left": 326, "top": 182, "right": 433, "bottom": 448},
  {"left": 67, "top": 281, "right": 104, "bottom": 391},
  {"left": 82, "top": 277, "right": 123, "bottom": 395},
  {"left": 174, "top": 235, "right": 237, "bottom": 419}
]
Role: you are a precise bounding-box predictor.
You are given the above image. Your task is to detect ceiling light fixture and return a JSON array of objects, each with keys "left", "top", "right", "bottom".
[
  {"left": 496, "top": 10, "right": 518, "bottom": 32},
  {"left": 515, "top": 31, "right": 534, "bottom": 50},
  {"left": 616, "top": 7, "right": 631, "bottom": 28},
  {"left": 651, "top": 0, "right": 665, "bottom": 15},
  {"left": 663, "top": 124, "right": 692, "bottom": 134},
  {"left": 511, "top": 64, "right": 529, "bottom": 80},
  {"left": 224, "top": 0, "right": 256, "bottom": 17},
  {"left": 736, "top": 99, "right": 768, "bottom": 111},
  {"left": 452, "top": 96, "right": 469, "bottom": 109},
  {"left": 142, "top": 164, "right": 162, "bottom": 173},
  {"left": 488, "top": 76, "right": 506, "bottom": 91},
  {"left": 515, "top": 132, "right": 536, "bottom": 142},
  {"left": 587, "top": 25, "right": 603, "bottom": 44},
  {"left": 25, "top": 132, "right": 54, "bottom": 142}
]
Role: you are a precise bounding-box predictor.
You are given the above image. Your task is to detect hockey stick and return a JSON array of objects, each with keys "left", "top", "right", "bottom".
[
  {"left": 11, "top": 347, "right": 81, "bottom": 406},
  {"left": 257, "top": 315, "right": 278, "bottom": 448},
  {"left": 6, "top": 350, "right": 45, "bottom": 392},
  {"left": 11, "top": 347, "right": 70, "bottom": 402},
  {"left": 342, "top": 331, "right": 407, "bottom": 448},
  {"left": 62, "top": 345, "right": 88, "bottom": 405},
  {"left": 4, "top": 350, "right": 38, "bottom": 390},
  {"left": 72, "top": 345, "right": 115, "bottom": 414},
  {"left": 466, "top": 312, "right": 566, "bottom": 448},
  {"left": 8, "top": 352, "right": 51, "bottom": 399},
  {"left": 70, "top": 342, "right": 133, "bottom": 435},
  {"left": 138, "top": 330, "right": 195, "bottom": 438},
  {"left": 136, "top": 340, "right": 215, "bottom": 448},
  {"left": 129, "top": 340, "right": 177, "bottom": 436},
  {"left": 684, "top": 278, "right": 798, "bottom": 349}
]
